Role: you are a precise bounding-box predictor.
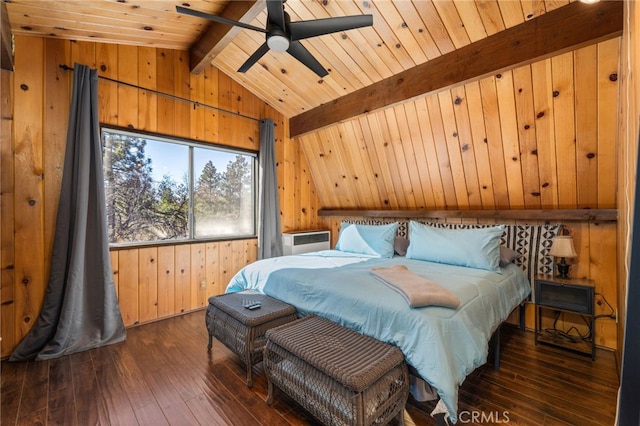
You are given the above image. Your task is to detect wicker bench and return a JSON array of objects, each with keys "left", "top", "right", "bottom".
[
  {"left": 264, "top": 315, "right": 409, "bottom": 426},
  {"left": 206, "top": 292, "right": 296, "bottom": 388}
]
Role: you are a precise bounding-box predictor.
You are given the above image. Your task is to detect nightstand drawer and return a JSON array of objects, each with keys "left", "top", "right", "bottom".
[{"left": 536, "top": 280, "right": 594, "bottom": 314}]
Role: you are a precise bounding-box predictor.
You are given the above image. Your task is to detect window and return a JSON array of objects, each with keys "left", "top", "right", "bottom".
[{"left": 102, "top": 128, "right": 256, "bottom": 245}]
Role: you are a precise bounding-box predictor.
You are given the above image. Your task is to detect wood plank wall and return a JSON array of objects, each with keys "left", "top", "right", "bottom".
[
  {"left": 304, "top": 40, "right": 621, "bottom": 351},
  {"left": 0, "top": 36, "right": 322, "bottom": 358},
  {"left": 297, "top": 39, "right": 620, "bottom": 212},
  {"left": 1, "top": 34, "right": 624, "bottom": 356},
  {"left": 1, "top": 67, "right": 13, "bottom": 358}
]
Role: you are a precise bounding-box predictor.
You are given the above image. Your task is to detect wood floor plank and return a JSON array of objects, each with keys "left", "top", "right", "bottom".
[
  {"left": 46, "top": 356, "right": 77, "bottom": 425},
  {"left": 456, "top": 390, "right": 537, "bottom": 426},
  {"left": 1, "top": 389, "right": 22, "bottom": 425},
  {"left": 148, "top": 319, "right": 214, "bottom": 402},
  {"left": 47, "top": 384, "right": 77, "bottom": 426},
  {"left": 509, "top": 368, "right": 617, "bottom": 417},
  {"left": 16, "top": 360, "right": 49, "bottom": 418},
  {"left": 91, "top": 346, "right": 139, "bottom": 426},
  {"left": 480, "top": 369, "right": 614, "bottom": 425},
  {"left": 109, "top": 342, "right": 157, "bottom": 410},
  {"left": 211, "top": 361, "right": 292, "bottom": 426},
  {"left": 1, "top": 360, "right": 26, "bottom": 388},
  {"left": 501, "top": 329, "right": 619, "bottom": 385},
  {"left": 0, "top": 360, "right": 26, "bottom": 425},
  {"left": 47, "top": 356, "right": 72, "bottom": 392},
  {"left": 156, "top": 401, "right": 200, "bottom": 426},
  {"left": 460, "top": 377, "right": 547, "bottom": 425},
  {"left": 543, "top": 414, "right": 576, "bottom": 425},
  {"left": 71, "top": 359, "right": 109, "bottom": 425},
  {"left": 16, "top": 407, "right": 46, "bottom": 426},
  {"left": 123, "top": 334, "right": 200, "bottom": 424},
  {"left": 183, "top": 393, "right": 232, "bottom": 425},
  {"left": 0, "top": 311, "right": 619, "bottom": 426},
  {"left": 499, "top": 348, "right": 618, "bottom": 392},
  {"left": 134, "top": 401, "right": 170, "bottom": 426}
]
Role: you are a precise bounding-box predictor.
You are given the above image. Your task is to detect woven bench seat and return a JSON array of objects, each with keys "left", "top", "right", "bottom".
[
  {"left": 206, "top": 292, "right": 296, "bottom": 387},
  {"left": 264, "top": 315, "right": 409, "bottom": 426}
]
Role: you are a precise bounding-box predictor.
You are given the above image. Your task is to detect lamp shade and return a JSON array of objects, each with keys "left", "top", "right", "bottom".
[{"left": 549, "top": 236, "right": 577, "bottom": 258}]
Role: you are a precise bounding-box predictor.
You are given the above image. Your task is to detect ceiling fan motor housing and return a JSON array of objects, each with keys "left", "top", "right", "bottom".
[{"left": 267, "top": 28, "right": 290, "bottom": 52}]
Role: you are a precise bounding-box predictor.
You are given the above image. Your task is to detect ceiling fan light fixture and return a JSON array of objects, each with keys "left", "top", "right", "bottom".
[{"left": 267, "top": 34, "right": 290, "bottom": 52}]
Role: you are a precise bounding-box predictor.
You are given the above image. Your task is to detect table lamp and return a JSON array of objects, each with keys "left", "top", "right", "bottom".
[{"left": 549, "top": 235, "right": 577, "bottom": 278}]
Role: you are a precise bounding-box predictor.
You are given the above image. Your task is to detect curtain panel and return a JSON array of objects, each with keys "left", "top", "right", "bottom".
[
  {"left": 10, "top": 63, "right": 126, "bottom": 361},
  {"left": 257, "top": 119, "right": 283, "bottom": 259}
]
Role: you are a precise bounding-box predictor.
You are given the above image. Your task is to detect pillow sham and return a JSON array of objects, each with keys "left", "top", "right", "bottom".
[
  {"left": 335, "top": 222, "right": 398, "bottom": 258},
  {"left": 394, "top": 236, "right": 410, "bottom": 256},
  {"left": 499, "top": 245, "right": 520, "bottom": 267},
  {"left": 406, "top": 221, "right": 504, "bottom": 272}
]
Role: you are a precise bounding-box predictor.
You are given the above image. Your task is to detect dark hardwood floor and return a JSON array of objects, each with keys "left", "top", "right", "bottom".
[{"left": 1, "top": 310, "right": 618, "bottom": 425}]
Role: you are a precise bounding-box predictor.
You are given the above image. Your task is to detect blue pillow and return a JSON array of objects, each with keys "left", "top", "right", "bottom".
[
  {"left": 335, "top": 222, "right": 398, "bottom": 258},
  {"left": 406, "top": 222, "right": 504, "bottom": 272}
]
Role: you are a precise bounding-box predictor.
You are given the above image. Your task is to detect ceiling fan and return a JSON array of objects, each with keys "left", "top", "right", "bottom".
[{"left": 176, "top": 0, "right": 373, "bottom": 77}]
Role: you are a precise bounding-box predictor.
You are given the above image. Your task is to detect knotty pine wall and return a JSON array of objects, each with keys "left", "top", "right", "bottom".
[
  {"left": 297, "top": 39, "right": 620, "bottom": 211},
  {"left": 299, "top": 39, "right": 621, "bottom": 350},
  {"left": 0, "top": 36, "right": 321, "bottom": 358},
  {"left": 1, "top": 64, "right": 12, "bottom": 358},
  {"left": 1, "top": 35, "right": 625, "bottom": 357}
]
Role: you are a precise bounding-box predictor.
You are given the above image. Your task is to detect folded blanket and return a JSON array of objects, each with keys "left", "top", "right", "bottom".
[{"left": 370, "top": 265, "right": 460, "bottom": 309}]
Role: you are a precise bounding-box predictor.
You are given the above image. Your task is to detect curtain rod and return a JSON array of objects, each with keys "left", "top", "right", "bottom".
[{"left": 59, "top": 64, "right": 260, "bottom": 123}]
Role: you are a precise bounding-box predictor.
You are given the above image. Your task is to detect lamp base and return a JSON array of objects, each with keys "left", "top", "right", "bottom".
[{"left": 556, "top": 259, "right": 570, "bottom": 279}]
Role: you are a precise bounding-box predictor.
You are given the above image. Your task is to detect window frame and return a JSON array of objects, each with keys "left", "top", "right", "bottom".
[{"left": 101, "top": 125, "right": 259, "bottom": 248}]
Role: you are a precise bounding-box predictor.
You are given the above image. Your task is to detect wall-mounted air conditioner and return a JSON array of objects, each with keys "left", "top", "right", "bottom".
[{"left": 282, "top": 230, "right": 330, "bottom": 255}]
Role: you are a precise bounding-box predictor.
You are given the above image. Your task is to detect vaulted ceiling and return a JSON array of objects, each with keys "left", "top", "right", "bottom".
[
  {"left": 6, "top": 0, "right": 613, "bottom": 123},
  {"left": 4, "top": 1, "right": 624, "bottom": 212}
]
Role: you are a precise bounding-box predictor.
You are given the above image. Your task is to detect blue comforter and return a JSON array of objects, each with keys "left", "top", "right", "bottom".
[{"left": 226, "top": 251, "right": 530, "bottom": 423}]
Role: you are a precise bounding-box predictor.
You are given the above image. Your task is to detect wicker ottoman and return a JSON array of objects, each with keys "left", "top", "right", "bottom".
[
  {"left": 264, "top": 315, "right": 409, "bottom": 426},
  {"left": 205, "top": 292, "right": 297, "bottom": 387}
]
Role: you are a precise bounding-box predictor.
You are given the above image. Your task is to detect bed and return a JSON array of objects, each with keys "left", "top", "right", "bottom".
[{"left": 225, "top": 221, "right": 561, "bottom": 423}]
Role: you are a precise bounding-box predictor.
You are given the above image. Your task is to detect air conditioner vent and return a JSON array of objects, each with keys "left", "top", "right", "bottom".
[
  {"left": 293, "top": 232, "right": 329, "bottom": 246},
  {"left": 282, "top": 230, "right": 330, "bottom": 255}
]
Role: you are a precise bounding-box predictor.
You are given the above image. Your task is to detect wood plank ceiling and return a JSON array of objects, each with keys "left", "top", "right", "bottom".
[
  {"left": 5, "top": 0, "right": 622, "bottom": 212},
  {"left": 7, "top": 0, "right": 580, "bottom": 120}
]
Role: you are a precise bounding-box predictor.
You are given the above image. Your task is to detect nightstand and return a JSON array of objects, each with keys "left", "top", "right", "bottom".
[{"left": 534, "top": 274, "right": 595, "bottom": 360}]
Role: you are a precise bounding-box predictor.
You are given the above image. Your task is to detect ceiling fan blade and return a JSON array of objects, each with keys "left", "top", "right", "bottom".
[
  {"left": 287, "top": 41, "right": 328, "bottom": 78},
  {"left": 238, "top": 42, "right": 271, "bottom": 73},
  {"left": 266, "top": 0, "right": 286, "bottom": 29},
  {"left": 289, "top": 15, "right": 373, "bottom": 41},
  {"left": 176, "top": 5, "right": 267, "bottom": 33}
]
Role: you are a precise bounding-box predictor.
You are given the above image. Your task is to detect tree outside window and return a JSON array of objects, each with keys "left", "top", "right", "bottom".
[{"left": 102, "top": 128, "right": 256, "bottom": 245}]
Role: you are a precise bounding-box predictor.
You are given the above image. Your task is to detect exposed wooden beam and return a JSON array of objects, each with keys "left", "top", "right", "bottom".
[
  {"left": 290, "top": 0, "right": 623, "bottom": 138},
  {"left": 1, "top": 2, "right": 13, "bottom": 71},
  {"left": 188, "top": 0, "right": 265, "bottom": 75},
  {"left": 318, "top": 209, "right": 618, "bottom": 222}
]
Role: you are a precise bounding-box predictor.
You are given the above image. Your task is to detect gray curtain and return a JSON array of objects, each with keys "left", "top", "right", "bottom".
[
  {"left": 10, "top": 63, "right": 126, "bottom": 361},
  {"left": 258, "top": 119, "right": 283, "bottom": 259}
]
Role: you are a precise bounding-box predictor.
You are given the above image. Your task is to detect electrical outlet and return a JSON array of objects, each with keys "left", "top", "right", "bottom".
[{"left": 200, "top": 279, "right": 206, "bottom": 289}]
